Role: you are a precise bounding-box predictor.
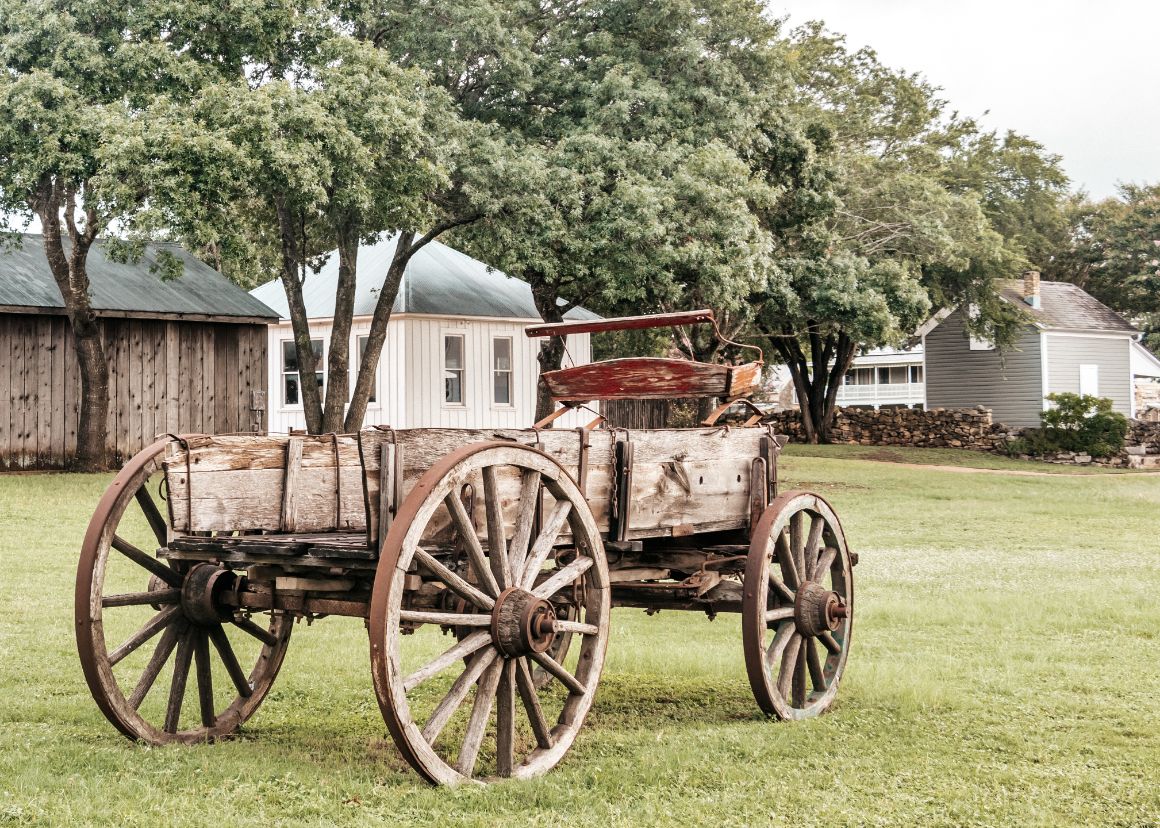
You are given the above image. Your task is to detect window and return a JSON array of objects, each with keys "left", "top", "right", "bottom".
[
  {"left": 845, "top": 368, "right": 874, "bottom": 386},
  {"left": 282, "top": 339, "right": 323, "bottom": 406},
  {"left": 877, "top": 366, "right": 909, "bottom": 385},
  {"left": 353, "top": 335, "right": 376, "bottom": 404},
  {"left": 444, "top": 334, "right": 465, "bottom": 404},
  {"left": 493, "top": 337, "right": 513, "bottom": 405},
  {"left": 1079, "top": 364, "right": 1099, "bottom": 397},
  {"left": 909, "top": 365, "right": 924, "bottom": 383}
]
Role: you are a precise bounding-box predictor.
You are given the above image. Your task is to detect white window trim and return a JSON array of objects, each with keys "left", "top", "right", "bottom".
[
  {"left": 442, "top": 331, "right": 468, "bottom": 408},
  {"left": 491, "top": 335, "right": 516, "bottom": 409},
  {"left": 1079, "top": 364, "right": 1099, "bottom": 397},
  {"left": 280, "top": 337, "right": 326, "bottom": 411}
]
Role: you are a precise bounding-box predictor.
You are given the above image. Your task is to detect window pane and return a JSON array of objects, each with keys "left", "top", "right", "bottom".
[
  {"left": 445, "top": 370, "right": 462, "bottom": 403},
  {"left": 311, "top": 339, "right": 323, "bottom": 359},
  {"left": 282, "top": 340, "right": 298, "bottom": 372},
  {"left": 889, "top": 366, "right": 908, "bottom": 384},
  {"left": 910, "top": 365, "right": 924, "bottom": 383},
  {"left": 284, "top": 374, "right": 300, "bottom": 406},
  {"left": 494, "top": 372, "right": 511, "bottom": 405},
  {"left": 494, "top": 338, "right": 512, "bottom": 371},
  {"left": 315, "top": 372, "right": 324, "bottom": 389},
  {"left": 445, "top": 335, "right": 464, "bottom": 370},
  {"left": 877, "top": 367, "right": 889, "bottom": 385}
]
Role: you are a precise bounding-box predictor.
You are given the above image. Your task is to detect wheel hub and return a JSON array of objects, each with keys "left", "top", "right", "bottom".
[
  {"left": 180, "top": 563, "right": 237, "bottom": 627},
  {"left": 491, "top": 587, "right": 558, "bottom": 657},
  {"left": 794, "top": 580, "right": 847, "bottom": 638}
]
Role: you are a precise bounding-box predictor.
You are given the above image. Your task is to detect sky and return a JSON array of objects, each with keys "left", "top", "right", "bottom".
[{"left": 770, "top": 0, "right": 1160, "bottom": 200}]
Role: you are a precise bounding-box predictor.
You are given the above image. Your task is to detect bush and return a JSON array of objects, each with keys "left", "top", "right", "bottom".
[{"left": 1032, "top": 393, "right": 1128, "bottom": 458}]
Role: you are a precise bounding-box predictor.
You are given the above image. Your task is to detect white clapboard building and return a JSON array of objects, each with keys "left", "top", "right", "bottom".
[{"left": 251, "top": 235, "right": 597, "bottom": 433}]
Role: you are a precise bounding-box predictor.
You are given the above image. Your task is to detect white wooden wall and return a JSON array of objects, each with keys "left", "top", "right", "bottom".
[{"left": 265, "top": 313, "right": 592, "bottom": 433}]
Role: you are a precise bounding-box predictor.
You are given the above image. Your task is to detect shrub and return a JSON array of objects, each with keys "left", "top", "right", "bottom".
[{"left": 1038, "top": 393, "right": 1128, "bottom": 458}]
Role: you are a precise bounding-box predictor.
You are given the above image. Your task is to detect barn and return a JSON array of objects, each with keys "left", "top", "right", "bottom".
[
  {"left": 250, "top": 234, "right": 598, "bottom": 432},
  {"left": 0, "top": 234, "right": 276, "bottom": 469}
]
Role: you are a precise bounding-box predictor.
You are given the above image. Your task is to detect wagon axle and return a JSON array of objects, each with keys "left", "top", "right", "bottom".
[{"left": 491, "top": 587, "right": 559, "bottom": 657}]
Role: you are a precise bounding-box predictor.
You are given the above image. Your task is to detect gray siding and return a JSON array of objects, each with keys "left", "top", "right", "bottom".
[
  {"left": 924, "top": 309, "right": 1045, "bottom": 428},
  {"left": 1044, "top": 334, "right": 1132, "bottom": 416}
]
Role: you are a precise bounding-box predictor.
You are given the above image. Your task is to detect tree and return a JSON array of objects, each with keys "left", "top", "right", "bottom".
[{"left": 751, "top": 24, "right": 1064, "bottom": 442}]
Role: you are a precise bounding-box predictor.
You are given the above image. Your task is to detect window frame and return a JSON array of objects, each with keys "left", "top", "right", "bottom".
[
  {"left": 491, "top": 336, "right": 515, "bottom": 408},
  {"left": 281, "top": 337, "right": 325, "bottom": 410},
  {"left": 442, "top": 332, "right": 467, "bottom": 407}
]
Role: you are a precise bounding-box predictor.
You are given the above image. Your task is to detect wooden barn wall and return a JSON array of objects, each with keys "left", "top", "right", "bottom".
[{"left": 0, "top": 314, "right": 268, "bottom": 469}]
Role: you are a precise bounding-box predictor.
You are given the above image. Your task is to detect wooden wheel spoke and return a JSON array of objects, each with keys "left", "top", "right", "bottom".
[
  {"left": 455, "top": 658, "right": 503, "bottom": 778},
  {"left": 519, "top": 500, "right": 573, "bottom": 590},
  {"left": 775, "top": 530, "right": 800, "bottom": 591},
  {"left": 482, "top": 466, "right": 512, "bottom": 589},
  {"left": 528, "top": 651, "right": 585, "bottom": 695},
  {"left": 421, "top": 647, "right": 499, "bottom": 745},
  {"left": 776, "top": 633, "right": 803, "bottom": 701},
  {"left": 403, "top": 630, "right": 492, "bottom": 693},
  {"left": 414, "top": 548, "right": 495, "bottom": 611},
  {"left": 232, "top": 615, "right": 278, "bottom": 648},
  {"left": 553, "top": 619, "right": 599, "bottom": 636},
  {"left": 765, "top": 621, "right": 795, "bottom": 670},
  {"left": 496, "top": 660, "right": 517, "bottom": 777},
  {"left": 111, "top": 535, "right": 182, "bottom": 588},
  {"left": 208, "top": 624, "right": 253, "bottom": 699},
  {"left": 399, "top": 610, "right": 491, "bottom": 627},
  {"left": 515, "top": 657, "right": 553, "bottom": 749},
  {"left": 102, "top": 588, "right": 181, "bottom": 608},
  {"left": 444, "top": 492, "right": 501, "bottom": 598},
  {"left": 532, "top": 556, "right": 593, "bottom": 599},
  {"left": 792, "top": 639, "right": 808, "bottom": 708},
  {"left": 805, "top": 638, "right": 827, "bottom": 692},
  {"left": 765, "top": 606, "right": 795, "bottom": 624},
  {"left": 767, "top": 570, "right": 795, "bottom": 604},
  {"left": 804, "top": 515, "right": 825, "bottom": 580},
  {"left": 108, "top": 605, "right": 181, "bottom": 667},
  {"left": 135, "top": 487, "right": 170, "bottom": 546},
  {"left": 164, "top": 629, "right": 195, "bottom": 733},
  {"left": 507, "top": 470, "right": 542, "bottom": 578},
  {"left": 127, "top": 623, "right": 181, "bottom": 710},
  {"left": 818, "top": 631, "right": 842, "bottom": 656},
  {"left": 790, "top": 512, "right": 806, "bottom": 585},
  {"left": 810, "top": 546, "right": 838, "bottom": 583},
  {"left": 193, "top": 630, "right": 215, "bottom": 727}
]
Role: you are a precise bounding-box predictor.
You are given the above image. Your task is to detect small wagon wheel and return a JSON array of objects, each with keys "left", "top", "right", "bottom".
[
  {"left": 369, "top": 442, "right": 610, "bottom": 785},
  {"left": 742, "top": 491, "right": 854, "bottom": 720},
  {"left": 75, "top": 437, "right": 292, "bottom": 744}
]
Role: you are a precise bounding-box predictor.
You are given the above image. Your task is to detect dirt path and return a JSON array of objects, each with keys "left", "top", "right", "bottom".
[{"left": 843, "top": 458, "right": 1158, "bottom": 477}]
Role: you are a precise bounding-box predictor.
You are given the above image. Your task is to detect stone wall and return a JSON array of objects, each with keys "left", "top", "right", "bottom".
[{"left": 761, "top": 406, "right": 1011, "bottom": 451}]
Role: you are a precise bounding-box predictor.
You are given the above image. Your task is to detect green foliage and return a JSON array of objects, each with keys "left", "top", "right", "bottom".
[{"left": 1009, "top": 394, "right": 1129, "bottom": 458}]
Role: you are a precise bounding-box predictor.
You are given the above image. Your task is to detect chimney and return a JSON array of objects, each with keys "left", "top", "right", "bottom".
[{"left": 1023, "top": 270, "right": 1041, "bottom": 309}]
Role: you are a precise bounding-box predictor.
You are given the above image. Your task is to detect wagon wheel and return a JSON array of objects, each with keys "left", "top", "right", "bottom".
[
  {"left": 742, "top": 491, "right": 854, "bottom": 720},
  {"left": 76, "top": 437, "right": 292, "bottom": 745},
  {"left": 369, "top": 442, "right": 610, "bottom": 785}
]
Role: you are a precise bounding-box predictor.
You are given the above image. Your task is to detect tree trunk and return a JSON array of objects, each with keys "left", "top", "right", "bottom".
[
  {"left": 344, "top": 230, "right": 414, "bottom": 432},
  {"left": 34, "top": 181, "right": 109, "bottom": 470},
  {"left": 322, "top": 225, "right": 359, "bottom": 433},
  {"left": 530, "top": 280, "right": 566, "bottom": 425},
  {"left": 773, "top": 328, "right": 858, "bottom": 444},
  {"left": 275, "top": 200, "right": 324, "bottom": 434}
]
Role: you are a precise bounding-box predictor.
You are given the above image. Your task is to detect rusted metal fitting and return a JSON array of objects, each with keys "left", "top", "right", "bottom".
[
  {"left": 491, "top": 587, "right": 558, "bottom": 657},
  {"left": 794, "top": 580, "right": 845, "bottom": 638}
]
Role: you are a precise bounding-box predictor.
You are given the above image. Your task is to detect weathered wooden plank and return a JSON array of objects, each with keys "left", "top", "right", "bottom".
[
  {"left": 541, "top": 358, "right": 762, "bottom": 402},
  {"left": 0, "top": 320, "right": 11, "bottom": 466},
  {"left": 17, "top": 317, "right": 33, "bottom": 466},
  {"left": 202, "top": 326, "right": 215, "bottom": 435},
  {"left": 36, "top": 315, "right": 52, "bottom": 464},
  {"left": 48, "top": 316, "right": 66, "bottom": 465},
  {"left": 280, "top": 435, "right": 304, "bottom": 532},
  {"left": 129, "top": 321, "right": 144, "bottom": 456},
  {"left": 164, "top": 322, "right": 179, "bottom": 435}
]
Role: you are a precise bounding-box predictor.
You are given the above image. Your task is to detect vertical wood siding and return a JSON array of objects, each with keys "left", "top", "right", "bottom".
[
  {"left": 265, "top": 315, "right": 593, "bottom": 433},
  {"left": 0, "top": 314, "right": 268, "bottom": 469},
  {"left": 924, "top": 309, "right": 1045, "bottom": 428}
]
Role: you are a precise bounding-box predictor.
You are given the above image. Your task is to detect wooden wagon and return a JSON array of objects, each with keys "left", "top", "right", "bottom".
[{"left": 75, "top": 310, "right": 856, "bottom": 785}]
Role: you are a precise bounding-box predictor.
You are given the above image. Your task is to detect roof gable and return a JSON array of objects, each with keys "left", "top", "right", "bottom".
[
  {"left": 0, "top": 234, "right": 278, "bottom": 320},
  {"left": 249, "top": 233, "right": 598, "bottom": 322}
]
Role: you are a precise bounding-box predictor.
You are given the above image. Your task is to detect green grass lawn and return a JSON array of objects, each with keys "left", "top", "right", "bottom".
[
  {"left": 782, "top": 442, "right": 1136, "bottom": 474},
  {"left": 2, "top": 454, "right": 1158, "bottom": 827}
]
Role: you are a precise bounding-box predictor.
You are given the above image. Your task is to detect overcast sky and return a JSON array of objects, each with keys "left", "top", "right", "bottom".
[{"left": 770, "top": 0, "right": 1160, "bottom": 200}]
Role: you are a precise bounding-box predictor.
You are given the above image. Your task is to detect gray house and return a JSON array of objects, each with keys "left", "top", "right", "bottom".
[{"left": 922, "top": 272, "right": 1138, "bottom": 428}]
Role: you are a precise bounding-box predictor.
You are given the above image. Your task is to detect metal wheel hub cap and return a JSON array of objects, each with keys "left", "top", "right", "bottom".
[
  {"left": 491, "top": 587, "right": 558, "bottom": 657},
  {"left": 180, "top": 563, "right": 237, "bottom": 627},
  {"left": 794, "top": 580, "right": 847, "bottom": 638}
]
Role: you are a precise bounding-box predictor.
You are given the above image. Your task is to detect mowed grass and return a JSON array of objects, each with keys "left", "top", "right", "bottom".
[
  {"left": 1, "top": 454, "right": 1159, "bottom": 827},
  {"left": 782, "top": 442, "right": 1136, "bottom": 474}
]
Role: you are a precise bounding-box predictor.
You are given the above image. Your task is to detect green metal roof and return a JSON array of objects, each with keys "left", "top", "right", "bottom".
[{"left": 0, "top": 234, "right": 279, "bottom": 321}]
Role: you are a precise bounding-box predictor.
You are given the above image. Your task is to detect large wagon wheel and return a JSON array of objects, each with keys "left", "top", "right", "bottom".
[
  {"left": 369, "top": 442, "right": 610, "bottom": 785},
  {"left": 76, "top": 437, "right": 292, "bottom": 745},
  {"left": 742, "top": 491, "right": 854, "bottom": 720}
]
